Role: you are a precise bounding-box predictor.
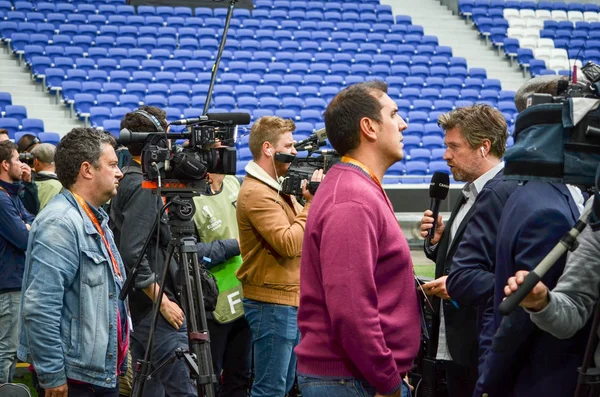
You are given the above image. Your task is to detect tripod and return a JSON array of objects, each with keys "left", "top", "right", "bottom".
[{"left": 127, "top": 192, "right": 217, "bottom": 397}]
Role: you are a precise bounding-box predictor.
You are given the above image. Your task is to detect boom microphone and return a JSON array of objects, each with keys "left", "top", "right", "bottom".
[
  {"left": 425, "top": 172, "right": 450, "bottom": 251},
  {"left": 170, "top": 112, "right": 251, "bottom": 126}
]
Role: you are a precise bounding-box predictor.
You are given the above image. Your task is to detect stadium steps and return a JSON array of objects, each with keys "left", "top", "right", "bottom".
[
  {"left": 0, "top": 43, "right": 82, "bottom": 136},
  {"left": 383, "top": 0, "right": 529, "bottom": 91}
]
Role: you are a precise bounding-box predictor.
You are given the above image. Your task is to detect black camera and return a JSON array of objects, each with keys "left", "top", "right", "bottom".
[
  {"left": 280, "top": 128, "right": 340, "bottom": 198},
  {"left": 19, "top": 152, "right": 34, "bottom": 166},
  {"left": 118, "top": 112, "right": 250, "bottom": 192}
]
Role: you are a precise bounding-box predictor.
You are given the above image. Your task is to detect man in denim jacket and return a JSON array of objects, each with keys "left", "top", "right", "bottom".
[{"left": 18, "top": 128, "right": 128, "bottom": 397}]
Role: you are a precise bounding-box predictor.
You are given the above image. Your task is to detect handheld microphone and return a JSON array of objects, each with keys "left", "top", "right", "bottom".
[
  {"left": 170, "top": 112, "right": 251, "bottom": 126},
  {"left": 425, "top": 172, "right": 450, "bottom": 250}
]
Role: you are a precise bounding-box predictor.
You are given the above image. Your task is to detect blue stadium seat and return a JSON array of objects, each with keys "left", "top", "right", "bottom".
[
  {"left": 404, "top": 123, "right": 424, "bottom": 138},
  {"left": 402, "top": 135, "right": 423, "bottom": 153},
  {"left": 38, "top": 132, "right": 60, "bottom": 145},
  {"left": 103, "top": 82, "right": 124, "bottom": 97},
  {"left": 90, "top": 106, "right": 111, "bottom": 128},
  {"left": 410, "top": 148, "right": 431, "bottom": 161}
]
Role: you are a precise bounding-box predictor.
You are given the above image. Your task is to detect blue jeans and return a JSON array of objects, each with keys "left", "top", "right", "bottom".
[
  {"left": 0, "top": 291, "right": 20, "bottom": 383},
  {"left": 298, "top": 375, "right": 411, "bottom": 397},
  {"left": 130, "top": 311, "right": 197, "bottom": 397},
  {"left": 243, "top": 299, "right": 300, "bottom": 397}
]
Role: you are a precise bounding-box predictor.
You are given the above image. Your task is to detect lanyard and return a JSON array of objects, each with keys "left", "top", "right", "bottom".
[
  {"left": 341, "top": 156, "right": 396, "bottom": 215},
  {"left": 71, "top": 191, "right": 123, "bottom": 281},
  {"left": 341, "top": 156, "right": 382, "bottom": 187}
]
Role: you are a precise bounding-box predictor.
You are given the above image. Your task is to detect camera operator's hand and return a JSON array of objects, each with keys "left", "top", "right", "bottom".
[
  {"left": 302, "top": 169, "right": 324, "bottom": 202},
  {"left": 21, "top": 163, "right": 32, "bottom": 183},
  {"left": 161, "top": 297, "right": 185, "bottom": 330},
  {"left": 504, "top": 270, "right": 550, "bottom": 312},
  {"left": 420, "top": 209, "right": 444, "bottom": 245}
]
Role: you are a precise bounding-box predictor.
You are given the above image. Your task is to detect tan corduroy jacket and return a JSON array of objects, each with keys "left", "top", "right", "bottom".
[{"left": 236, "top": 161, "right": 310, "bottom": 307}]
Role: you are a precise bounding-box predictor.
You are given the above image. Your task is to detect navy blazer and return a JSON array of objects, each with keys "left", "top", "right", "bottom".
[
  {"left": 475, "top": 181, "right": 590, "bottom": 397},
  {"left": 446, "top": 171, "right": 519, "bottom": 375},
  {"left": 424, "top": 187, "right": 479, "bottom": 368}
]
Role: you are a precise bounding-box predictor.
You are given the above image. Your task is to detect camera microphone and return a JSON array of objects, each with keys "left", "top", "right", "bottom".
[
  {"left": 170, "top": 112, "right": 251, "bottom": 126},
  {"left": 425, "top": 172, "right": 450, "bottom": 250}
]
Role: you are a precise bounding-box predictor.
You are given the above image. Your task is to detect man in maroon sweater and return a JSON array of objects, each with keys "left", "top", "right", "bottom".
[{"left": 295, "top": 81, "right": 420, "bottom": 397}]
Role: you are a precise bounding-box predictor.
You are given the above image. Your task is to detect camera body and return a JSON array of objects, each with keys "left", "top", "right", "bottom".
[
  {"left": 505, "top": 61, "right": 600, "bottom": 188},
  {"left": 141, "top": 124, "right": 238, "bottom": 184},
  {"left": 19, "top": 152, "right": 34, "bottom": 166},
  {"left": 119, "top": 114, "right": 248, "bottom": 192},
  {"left": 280, "top": 128, "right": 339, "bottom": 198}
]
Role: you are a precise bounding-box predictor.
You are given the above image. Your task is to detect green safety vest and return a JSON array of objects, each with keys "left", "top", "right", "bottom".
[{"left": 193, "top": 176, "right": 243, "bottom": 323}]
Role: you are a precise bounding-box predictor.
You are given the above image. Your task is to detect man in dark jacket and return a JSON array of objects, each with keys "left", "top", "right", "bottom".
[
  {"left": 419, "top": 105, "right": 508, "bottom": 397},
  {"left": 0, "top": 140, "right": 34, "bottom": 383},
  {"left": 110, "top": 107, "right": 239, "bottom": 397}
]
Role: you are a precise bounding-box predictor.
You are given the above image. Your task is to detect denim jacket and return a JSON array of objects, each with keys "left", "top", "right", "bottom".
[{"left": 18, "top": 190, "right": 129, "bottom": 389}]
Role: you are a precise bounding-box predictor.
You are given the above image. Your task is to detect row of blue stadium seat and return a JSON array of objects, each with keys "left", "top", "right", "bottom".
[
  {"left": 5, "top": 129, "right": 61, "bottom": 144},
  {"left": 64, "top": 90, "right": 516, "bottom": 114},
  {"left": 20, "top": 46, "right": 456, "bottom": 64},
  {"left": 2, "top": 10, "right": 395, "bottom": 25},
  {"left": 28, "top": 56, "right": 487, "bottom": 76},
  {"left": 1, "top": 14, "right": 410, "bottom": 34},
  {"left": 34, "top": 66, "right": 491, "bottom": 87},
  {"left": 0, "top": 1, "right": 388, "bottom": 16},
  {"left": 2, "top": 23, "right": 413, "bottom": 38},
  {"left": 3, "top": 26, "right": 435, "bottom": 45},
  {"left": 4, "top": 33, "right": 442, "bottom": 50},
  {"left": 26, "top": 53, "right": 472, "bottom": 71},
  {"left": 459, "top": 0, "right": 599, "bottom": 14},
  {"left": 55, "top": 80, "right": 512, "bottom": 99},
  {"left": 540, "top": 29, "right": 600, "bottom": 40},
  {"left": 38, "top": 74, "right": 502, "bottom": 96},
  {"left": 36, "top": 69, "right": 503, "bottom": 92},
  {"left": 7, "top": 38, "right": 453, "bottom": 58},
  {"left": 253, "top": 1, "right": 387, "bottom": 12},
  {"left": 0, "top": 116, "right": 43, "bottom": 130},
  {"left": 0, "top": 116, "right": 50, "bottom": 132}
]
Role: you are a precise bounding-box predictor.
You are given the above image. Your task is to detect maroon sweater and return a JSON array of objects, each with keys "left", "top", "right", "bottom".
[{"left": 295, "top": 163, "right": 421, "bottom": 394}]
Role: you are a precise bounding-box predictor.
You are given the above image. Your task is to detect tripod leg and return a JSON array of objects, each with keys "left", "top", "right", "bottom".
[
  {"left": 130, "top": 243, "right": 176, "bottom": 397},
  {"left": 179, "top": 239, "right": 216, "bottom": 397}
]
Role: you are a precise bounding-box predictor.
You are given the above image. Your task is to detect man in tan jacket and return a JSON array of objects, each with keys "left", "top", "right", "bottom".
[{"left": 236, "top": 116, "right": 323, "bottom": 397}]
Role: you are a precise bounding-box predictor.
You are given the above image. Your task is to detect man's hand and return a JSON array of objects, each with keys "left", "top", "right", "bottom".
[
  {"left": 504, "top": 270, "right": 549, "bottom": 312},
  {"left": 45, "top": 383, "right": 68, "bottom": 397},
  {"left": 161, "top": 298, "right": 185, "bottom": 330},
  {"left": 302, "top": 169, "right": 324, "bottom": 202},
  {"left": 21, "top": 163, "right": 32, "bottom": 183},
  {"left": 420, "top": 210, "right": 444, "bottom": 245},
  {"left": 25, "top": 224, "right": 31, "bottom": 231},
  {"left": 422, "top": 276, "right": 450, "bottom": 300}
]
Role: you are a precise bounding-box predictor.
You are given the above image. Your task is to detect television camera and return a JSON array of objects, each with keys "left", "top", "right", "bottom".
[
  {"left": 118, "top": 112, "right": 250, "bottom": 193},
  {"left": 279, "top": 128, "right": 340, "bottom": 199}
]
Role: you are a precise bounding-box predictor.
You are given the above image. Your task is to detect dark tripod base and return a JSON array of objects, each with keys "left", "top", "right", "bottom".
[{"left": 130, "top": 193, "right": 217, "bottom": 397}]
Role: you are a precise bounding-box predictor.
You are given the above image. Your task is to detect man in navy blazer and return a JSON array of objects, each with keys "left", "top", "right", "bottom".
[
  {"left": 474, "top": 181, "right": 589, "bottom": 397},
  {"left": 420, "top": 105, "right": 508, "bottom": 397},
  {"left": 447, "top": 75, "right": 575, "bottom": 384}
]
